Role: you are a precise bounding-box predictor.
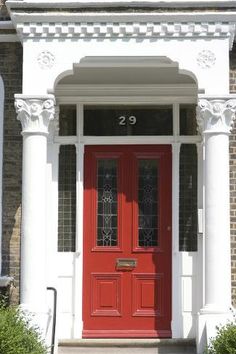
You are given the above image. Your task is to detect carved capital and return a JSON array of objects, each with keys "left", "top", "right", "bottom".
[
  {"left": 15, "top": 96, "right": 56, "bottom": 135},
  {"left": 48, "top": 105, "right": 60, "bottom": 141},
  {"left": 196, "top": 99, "right": 236, "bottom": 135}
]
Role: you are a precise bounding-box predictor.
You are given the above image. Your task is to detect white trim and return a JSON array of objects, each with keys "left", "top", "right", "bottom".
[
  {"left": 54, "top": 136, "right": 78, "bottom": 145},
  {"left": 173, "top": 103, "right": 180, "bottom": 138},
  {"left": 197, "top": 143, "right": 204, "bottom": 311},
  {"left": 56, "top": 97, "right": 198, "bottom": 105},
  {"left": 73, "top": 143, "right": 84, "bottom": 338},
  {"left": 171, "top": 142, "right": 181, "bottom": 338},
  {"left": 54, "top": 101, "right": 201, "bottom": 339},
  {"left": 55, "top": 85, "right": 198, "bottom": 99},
  {"left": 79, "top": 136, "right": 201, "bottom": 145},
  {"left": 0, "top": 76, "right": 4, "bottom": 275},
  {"left": 6, "top": 12, "right": 236, "bottom": 23}
]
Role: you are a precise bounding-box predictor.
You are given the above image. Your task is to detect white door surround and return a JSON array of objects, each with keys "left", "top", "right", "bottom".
[{"left": 8, "top": 2, "right": 236, "bottom": 352}]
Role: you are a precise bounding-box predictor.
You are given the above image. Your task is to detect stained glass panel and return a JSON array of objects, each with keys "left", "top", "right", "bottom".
[
  {"left": 138, "top": 160, "right": 158, "bottom": 247},
  {"left": 97, "top": 159, "right": 118, "bottom": 246}
]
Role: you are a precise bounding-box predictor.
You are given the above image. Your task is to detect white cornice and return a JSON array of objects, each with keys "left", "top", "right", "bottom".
[
  {"left": 6, "top": 0, "right": 236, "bottom": 9},
  {"left": 8, "top": 12, "right": 236, "bottom": 23},
  {"left": 6, "top": 3, "right": 236, "bottom": 46},
  {"left": 12, "top": 20, "right": 235, "bottom": 46}
]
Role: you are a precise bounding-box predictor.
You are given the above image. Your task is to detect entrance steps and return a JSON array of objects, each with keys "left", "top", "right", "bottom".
[{"left": 58, "top": 339, "right": 196, "bottom": 354}]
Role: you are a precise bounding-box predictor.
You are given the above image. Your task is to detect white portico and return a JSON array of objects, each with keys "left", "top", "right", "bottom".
[{"left": 6, "top": 1, "right": 236, "bottom": 353}]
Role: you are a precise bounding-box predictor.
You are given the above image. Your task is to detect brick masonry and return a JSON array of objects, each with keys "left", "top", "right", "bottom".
[
  {"left": 0, "top": 42, "right": 22, "bottom": 303},
  {"left": 230, "top": 43, "right": 236, "bottom": 306}
]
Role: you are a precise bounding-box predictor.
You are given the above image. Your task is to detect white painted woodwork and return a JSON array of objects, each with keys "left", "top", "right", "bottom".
[
  {"left": 196, "top": 98, "right": 236, "bottom": 354},
  {"left": 15, "top": 96, "right": 56, "bottom": 336}
]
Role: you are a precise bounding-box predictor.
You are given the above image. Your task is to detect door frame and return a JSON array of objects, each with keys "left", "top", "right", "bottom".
[{"left": 53, "top": 96, "right": 202, "bottom": 339}]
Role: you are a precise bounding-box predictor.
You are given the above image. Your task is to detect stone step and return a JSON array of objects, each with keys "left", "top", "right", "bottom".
[{"left": 58, "top": 339, "right": 196, "bottom": 354}]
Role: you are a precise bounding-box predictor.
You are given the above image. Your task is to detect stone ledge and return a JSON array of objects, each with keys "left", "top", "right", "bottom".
[{"left": 59, "top": 338, "right": 196, "bottom": 348}]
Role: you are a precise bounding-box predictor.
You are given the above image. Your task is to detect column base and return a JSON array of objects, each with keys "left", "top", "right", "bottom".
[{"left": 196, "top": 309, "right": 233, "bottom": 354}]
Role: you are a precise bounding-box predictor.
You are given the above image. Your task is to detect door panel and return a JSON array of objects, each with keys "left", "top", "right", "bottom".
[
  {"left": 91, "top": 273, "right": 121, "bottom": 316},
  {"left": 83, "top": 145, "right": 172, "bottom": 338}
]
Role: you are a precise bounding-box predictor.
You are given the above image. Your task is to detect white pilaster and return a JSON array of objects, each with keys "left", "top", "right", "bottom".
[
  {"left": 196, "top": 97, "right": 236, "bottom": 354},
  {"left": 15, "top": 95, "right": 56, "bottom": 335}
]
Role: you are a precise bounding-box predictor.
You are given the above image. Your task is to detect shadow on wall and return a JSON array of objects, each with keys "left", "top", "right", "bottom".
[{"left": 0, "top": 42, "right": 23, "bottom": 304}]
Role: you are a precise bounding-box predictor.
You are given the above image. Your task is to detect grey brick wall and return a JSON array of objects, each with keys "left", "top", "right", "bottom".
[
  {"left": 230, "top": 43, "right": 236, "bottom": 305},
  {"left": 0, "top": 42, "right": 22, "bottom": 303}
]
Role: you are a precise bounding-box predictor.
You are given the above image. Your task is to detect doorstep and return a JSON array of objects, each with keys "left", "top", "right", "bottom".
[{"left": 59, "top": 338, "right": 196, "bottom": 347}]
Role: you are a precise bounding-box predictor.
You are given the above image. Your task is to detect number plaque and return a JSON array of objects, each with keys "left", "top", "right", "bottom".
[{"left": 118, "top": 115, "right": 137, "bottom": 126}]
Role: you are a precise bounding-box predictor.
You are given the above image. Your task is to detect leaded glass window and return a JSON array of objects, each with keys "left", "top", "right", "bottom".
[
  {"left": 58, "top": 145, "right": 76, "bottom": 252},
  {"left": 138, "top": 159, "right": 158, "bottom": 247},
  {"left": 179, "top": 144, "right": 198, "bottom": 251},
  {"left": 97, "top": 159, "right": 118, "bottom": 246}
]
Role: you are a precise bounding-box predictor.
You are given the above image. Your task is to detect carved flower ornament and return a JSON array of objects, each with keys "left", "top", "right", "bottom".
[
  {"left": 37, "top": 51, "right": 55, "bottom": 70},
  {"left": 197, "top": 50, "right": 216, "bottom": 69}
]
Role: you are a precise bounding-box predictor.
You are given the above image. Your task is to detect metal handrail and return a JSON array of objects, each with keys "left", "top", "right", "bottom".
[{"left": 47, "top": 287, "right": 57, "bottom": 354}]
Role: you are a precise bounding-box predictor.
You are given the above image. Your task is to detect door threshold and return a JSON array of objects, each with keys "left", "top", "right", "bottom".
[{"left": 59, "top": 338, "right": 196, "bottom": 348}]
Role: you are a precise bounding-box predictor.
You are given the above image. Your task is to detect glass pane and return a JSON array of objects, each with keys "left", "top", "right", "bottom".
[
  {"left": 179, "top": 144, "right": 198, "bottom": 251},
  {"left": 59, "top": 105, "right": 76, "bottom": 136},
  {"left": 180, "top": 104, "right": 198, "bottom": 135},
  {"left": 58, "top": 145, "right": 76, "bottom": 252},
  {"left": 84, "top": 105, "right": 173, "bottom": 136},
  {"left": 97, "top": 159, "right": 118, "bottom": 246},
  {"left": 138, "top": 160, "right": 158, "bottom": 247}
]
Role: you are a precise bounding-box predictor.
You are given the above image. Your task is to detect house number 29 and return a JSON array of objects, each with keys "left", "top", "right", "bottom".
[{"left": 118, "top": 116, "right": 137, "bottom": 126}]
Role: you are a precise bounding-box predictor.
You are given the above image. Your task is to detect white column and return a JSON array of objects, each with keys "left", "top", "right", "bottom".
[
  {"left": 15, "top": 95, "right": 56, "bottom": 335},
  {"left": 196, "top": 98, "right": 236, "bottom": 353}
]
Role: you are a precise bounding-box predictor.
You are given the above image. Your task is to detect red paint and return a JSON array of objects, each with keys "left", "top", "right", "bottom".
[{"left": 83, "top": 145, "right": 172, "bottom": 338}]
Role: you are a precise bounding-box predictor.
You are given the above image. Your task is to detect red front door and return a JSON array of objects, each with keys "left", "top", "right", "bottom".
[{"left": 83, "top": 145, "right": 172, "bottom": 338}]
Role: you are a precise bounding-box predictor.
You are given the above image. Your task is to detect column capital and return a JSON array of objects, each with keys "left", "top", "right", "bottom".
[
  {"left": 15, "top": 95, "right": 56, "bottom": 135},
  {"left": 196, "top": 98, "right": 236, "bottom": 135}
]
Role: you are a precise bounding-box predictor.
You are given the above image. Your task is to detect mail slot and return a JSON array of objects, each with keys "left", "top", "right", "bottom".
[{"left": 116, "top": 258, "right": 137, "bottom": 271}]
